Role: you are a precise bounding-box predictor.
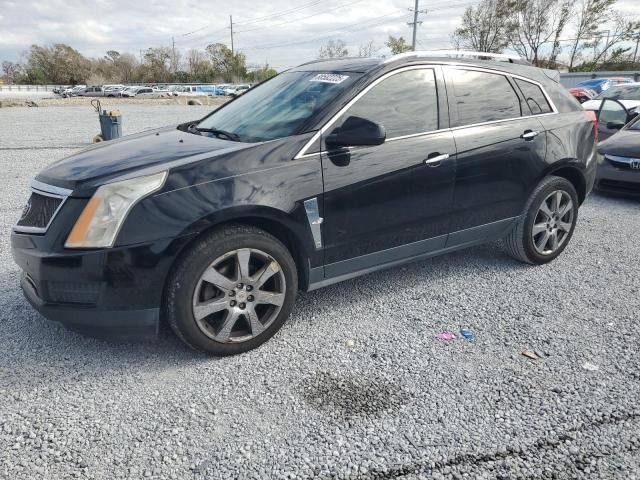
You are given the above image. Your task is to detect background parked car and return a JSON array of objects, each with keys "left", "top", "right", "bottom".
[
  {"left": 223, "top": 84, "right": 250, "bottom": 96},
  {"left": 596, "top": 113, "right": 640, "bottom": 196},
  {"left": 574, "top": 77, "right": 634, "bottom": 94},
  {"left": 569, "top": 87, "right": 598, "bottom": 103},
  {"left": 60, "top": 85, "right": 86, "bottom": 97},
  {"left": 104, "top": 86, "right": 125, "bottom": 97},
  {"left": 77, "top": 86, "right": 104, "bottom": 97},
  {"left": 120, "top": 86, "right": 142, "bottom": 97},
  {"left": 582, "top": 83, "right": 640, "bottom": 139}
]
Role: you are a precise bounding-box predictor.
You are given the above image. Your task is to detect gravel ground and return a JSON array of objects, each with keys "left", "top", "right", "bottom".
[{"left": 1, "top": 105, "right": 639, "bottom": 480}]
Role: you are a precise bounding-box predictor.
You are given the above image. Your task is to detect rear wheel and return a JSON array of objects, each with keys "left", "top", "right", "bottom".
[
  {"left": 164, "top": 224, "right": 297, "bottom": 355},
  {"left": 504, "top": 176, "right": 579, "bottom": 264}
]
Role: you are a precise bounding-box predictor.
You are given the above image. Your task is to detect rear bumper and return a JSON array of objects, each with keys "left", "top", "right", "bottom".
[{"left": 595, "top": 160, "right": 640, "bottom": 197}]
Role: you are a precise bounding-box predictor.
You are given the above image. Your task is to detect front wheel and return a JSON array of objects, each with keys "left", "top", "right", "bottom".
[
  {"left": 504, "top": 176, "right": 579, "bottom": 264},
  {"left": 163, "top": 224, "right": 298, "bottom": 355}
]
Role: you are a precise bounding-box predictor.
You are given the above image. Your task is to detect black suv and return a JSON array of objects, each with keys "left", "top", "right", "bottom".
[{"left": 12, "top": 52, "right": 597, "bottom": 355}]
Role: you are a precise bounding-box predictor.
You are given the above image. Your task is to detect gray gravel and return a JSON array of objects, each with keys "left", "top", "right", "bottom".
[{"left": 1, "top": 105, "right": 639, "bottom": 480}]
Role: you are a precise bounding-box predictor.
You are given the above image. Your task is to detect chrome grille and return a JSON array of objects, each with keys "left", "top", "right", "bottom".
[{"left": 14, "top": 181, "right": 71, "bottom": 234}]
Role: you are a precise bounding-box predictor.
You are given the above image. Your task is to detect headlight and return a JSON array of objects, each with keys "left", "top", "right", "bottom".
[{"left": 65, "top": 171, "right": 167, "bottom": 248}]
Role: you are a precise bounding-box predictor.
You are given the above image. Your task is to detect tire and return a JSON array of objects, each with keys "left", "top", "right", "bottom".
[
  {"left": 504, "top": 176, "right": 579, "bottom": 265},
  {"left": 163, "top": 224, "right": 298, "bottom": 355}
]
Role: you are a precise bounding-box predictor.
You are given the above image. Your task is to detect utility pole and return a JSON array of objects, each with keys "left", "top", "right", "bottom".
[
  {"left": 229, "top": 15, "right": 234, "bottom": 55},
  {"left": 408, "top": 0, "right": 427, "bottom": 51},
  {"left": 172, "top": 36, "right": 176, "bottom": 73}
]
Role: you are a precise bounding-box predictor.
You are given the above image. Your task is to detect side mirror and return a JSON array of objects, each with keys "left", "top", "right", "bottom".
[
  {"left": 326, "top": 116, "right": 386, "bottom": 148},
  {"left": 606, "top": 121, "right": 625, "bottom": 130}
]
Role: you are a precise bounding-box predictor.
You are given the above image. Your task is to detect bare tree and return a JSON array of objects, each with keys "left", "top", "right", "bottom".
[
  {"left": 187, "top": 49, "right": 209, "bottom": 77},
  {"left": 585, "top": 13, "right": 640, "bottom": 67},
  {"left": 318, "top": 40, "right": 349, "bottom": 59},
  {"left": 358, "top": 40, "right": 377, "bottom": 57},
  {"left": 452, "top": 0, "right": 513, "bottom": 53},
  {"left": 567, "top": 0, "right": 617, "bottom": 69},
  {"left": 508, "top": 0, "right": 573, "bottom": 66}
]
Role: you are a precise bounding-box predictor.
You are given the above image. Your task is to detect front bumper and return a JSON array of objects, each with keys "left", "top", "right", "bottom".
[
  {"left": 11, "top": 232, "right": 195, "bottom": 341},
  {"left": 595, "top": 157, "right": 640, "bottom": 197}
]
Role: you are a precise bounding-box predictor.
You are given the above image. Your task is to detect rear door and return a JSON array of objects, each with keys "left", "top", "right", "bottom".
[
  {"left": 443, "top": 67, "right": 548, "bottom": 246},
  {"left": 321, "top": 66, "right": 456, "bottom": 276}
]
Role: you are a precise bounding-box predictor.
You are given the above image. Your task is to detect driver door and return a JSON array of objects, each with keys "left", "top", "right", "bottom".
[
  {"left": 598, "top": 98, "right": 631, "bottom": 140},
  {"left": 320, "top": 66, "right": 456, "bottom": 278}
]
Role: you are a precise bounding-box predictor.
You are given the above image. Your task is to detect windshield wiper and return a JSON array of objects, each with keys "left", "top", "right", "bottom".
[{"left": 195, "top": 127, "right": 241, "bottom": 142}]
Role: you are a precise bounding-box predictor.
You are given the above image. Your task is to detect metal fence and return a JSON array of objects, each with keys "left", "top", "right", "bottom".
[
  {"left": 559, "top": 71, "right": 640, "bottom": 88},
  {"left": 0, "top": 84, "right": 59, "bottom": 92}
]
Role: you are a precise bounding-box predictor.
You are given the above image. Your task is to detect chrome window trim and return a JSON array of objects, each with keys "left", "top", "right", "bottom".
[
  {"left": 13, "top": 181, "right": 70, "bottom": 235},
  {"left": 294, "top": 65, "right": 438, "bottom": 160},
  {"left": 294, "top": 64, "right": 558, "bottom": 160}
]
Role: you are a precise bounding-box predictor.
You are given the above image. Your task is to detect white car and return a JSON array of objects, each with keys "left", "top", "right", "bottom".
[
  {"left": 582, "top": 83, "right": 640, "bottom": 140},
  {"left": 61, "top": 85, "right": 87, "bottom": 97},
  {"left": 121, "top": 87, "right": 157, "bottom": 98},
  {"left": 582, "top": 83, "right": 640, "bottom": 114},
  {"left": 223, "top": 84, "right": 250, "bottom": 96}
]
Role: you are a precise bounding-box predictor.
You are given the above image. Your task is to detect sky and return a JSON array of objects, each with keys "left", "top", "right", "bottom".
[{"left": 1, "top": 0, "right": 639, "bottom": 71}]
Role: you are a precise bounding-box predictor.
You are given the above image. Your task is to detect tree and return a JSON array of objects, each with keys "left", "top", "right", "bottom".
[
  {"left": 358, "top": 40, "right": 377, "bottom": 57},
  {"left": 246, "top": 65, "right": 278, "bottom": 83},
  {"left": 584, "top": 13, "right": 640, "bottom": 68},
  {"left": 385, "top": 36, "right": 412, "bottom": 54},
  {"left": 141, "top": 47, "right": 172, "bottom": 82},
  {"left": 1, "top": 61, "right": 24, "bottom": 83},
  {"left": 452, "top": 0, "right": 514, "bottom": 53},
  {"left": 205, "top": 43, "right": 247, "bottom": 81},
  {"left": 508, "top": 0, "right": 573, "bottom": 66},
  {"left": 24, "top": 44, "right": 91, "bottom": 84},
  {"left": 567, "top": 0, "right": 617, "bottom": 69},
  {"left": 318, "top": 39, "right": 349, "bottom": 59},
  {"left": 186, "top": 49, "right": 210, "bottom": 80}
]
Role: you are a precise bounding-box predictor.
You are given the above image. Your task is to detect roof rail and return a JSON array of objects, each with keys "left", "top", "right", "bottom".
[{"left": 383, "top": 50, "right": 529, "bottom": 65}]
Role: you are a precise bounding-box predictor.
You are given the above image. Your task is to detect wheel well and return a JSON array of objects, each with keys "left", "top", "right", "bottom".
[
  {"left": 551, "top": 167, "right": 586, "bottom": 204},
  {"left": 177, "top": 216, "right": 309, "bottom": 290}
]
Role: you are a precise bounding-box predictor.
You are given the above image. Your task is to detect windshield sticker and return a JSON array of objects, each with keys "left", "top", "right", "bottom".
[{"left": 310, "top": 74, "right": 350, "bottom": 84}]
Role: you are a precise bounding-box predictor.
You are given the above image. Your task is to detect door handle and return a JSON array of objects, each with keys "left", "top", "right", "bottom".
[
  {"left": 425, "top": 153, "right": 450, "bottom": 166},
  {"left": 521, "top": 130, "right": 539, "bottom": 141}
]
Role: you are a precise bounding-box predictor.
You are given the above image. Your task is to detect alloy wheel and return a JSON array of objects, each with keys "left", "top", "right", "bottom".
[
  {"left": 531, "top": 190, "right": 574, "bottom": 255},
  {"left": 192, "top": 248, "right": 286, "bottom": 343}
]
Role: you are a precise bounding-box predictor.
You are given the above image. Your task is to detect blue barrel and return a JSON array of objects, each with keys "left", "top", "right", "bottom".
[{"left": 98, "top": 110, "right": 122, "bottom": 141}]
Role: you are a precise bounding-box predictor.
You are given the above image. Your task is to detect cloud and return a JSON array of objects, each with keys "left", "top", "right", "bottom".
[{"left": 0, "top": 0, "right": 638, "bottom": 70}]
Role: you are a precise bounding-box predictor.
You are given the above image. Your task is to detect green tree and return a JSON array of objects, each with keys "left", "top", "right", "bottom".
[
  {"left": 205, "top": 43, "right": 247, "bottom": 82},
  {"left": 246, "top": 65, "right": 278, "bottom": 83},
  {"left": 452, "top": 0, "right": 514, "bottom": 53},
  {"left": 24, "top": 44, "right": 91, "bottom": 84},
  {"left": 568, "top": 0, "right": 617, "bottom": 69},
  {"left": 385, "top": 36, "right": 412, "bottom": 54}
]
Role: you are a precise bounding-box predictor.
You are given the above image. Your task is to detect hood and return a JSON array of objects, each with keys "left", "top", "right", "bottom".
[
  {"left": 36, "top": 126, "right": 249, "bottom": 193},
  {"left": 598, "top": 129, "right": 640, "bottom": 157},
  {"left": 582, "top": 99, "right": 640, "bottom": 112}
]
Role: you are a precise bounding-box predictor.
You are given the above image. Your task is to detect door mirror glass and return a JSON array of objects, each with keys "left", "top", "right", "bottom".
[{"left": 326, "top": 116, "right": 386, "bottom": 148}]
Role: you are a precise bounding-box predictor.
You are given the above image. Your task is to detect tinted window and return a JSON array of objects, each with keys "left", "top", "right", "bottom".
[
  {"left": 198, "top": 71, "right": 362, "bottom": 142},
  {"left": 595, "top": 84, "right": 640, "bottom": 101},
  {"left": 515, "top": 79, "right": 552, "bottom": 114},
  {"left": 342, "top": 68, "right": 438, "bottom": 138},
  {"left": 449, "top": 70, "right": 521, "bottom": 126}
]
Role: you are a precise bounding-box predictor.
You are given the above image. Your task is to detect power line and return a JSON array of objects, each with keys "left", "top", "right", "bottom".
[
  {"left": 233, "top": 0, "right": 326, "bottom": 26},
  {"left": 240, "top": 11, "right": 409, "bottom": 51},
  {"left": 235, "top": 0, "right": 367, "bottom": 34}
]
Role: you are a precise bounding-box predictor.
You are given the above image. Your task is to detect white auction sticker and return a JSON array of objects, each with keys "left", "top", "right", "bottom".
[{"left": 309, "top": 73, "right": 350, "bottom": 84}]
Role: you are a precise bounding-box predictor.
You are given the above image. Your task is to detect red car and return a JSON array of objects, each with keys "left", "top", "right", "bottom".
[{"left": 569, "top": 87, "right": 598, "bottom": 103}]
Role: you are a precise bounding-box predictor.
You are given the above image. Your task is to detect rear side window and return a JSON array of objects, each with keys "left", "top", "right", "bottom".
[
  {"left": 515, "top": 79, "right": 552, "bottom": 114},
  {"left": 449, "top": 69, "right": 521, "bottom": 126},
  {"left": 343, "top": 68, "right": 439, "bottom": 138}
]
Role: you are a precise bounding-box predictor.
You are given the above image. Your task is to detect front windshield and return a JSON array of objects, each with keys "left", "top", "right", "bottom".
[
  {"left": 197, "top": 71, "right": 362, "bottom": 142},
  {"left": 595, "top": 85, "right": 640, "bottom": 100}
]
